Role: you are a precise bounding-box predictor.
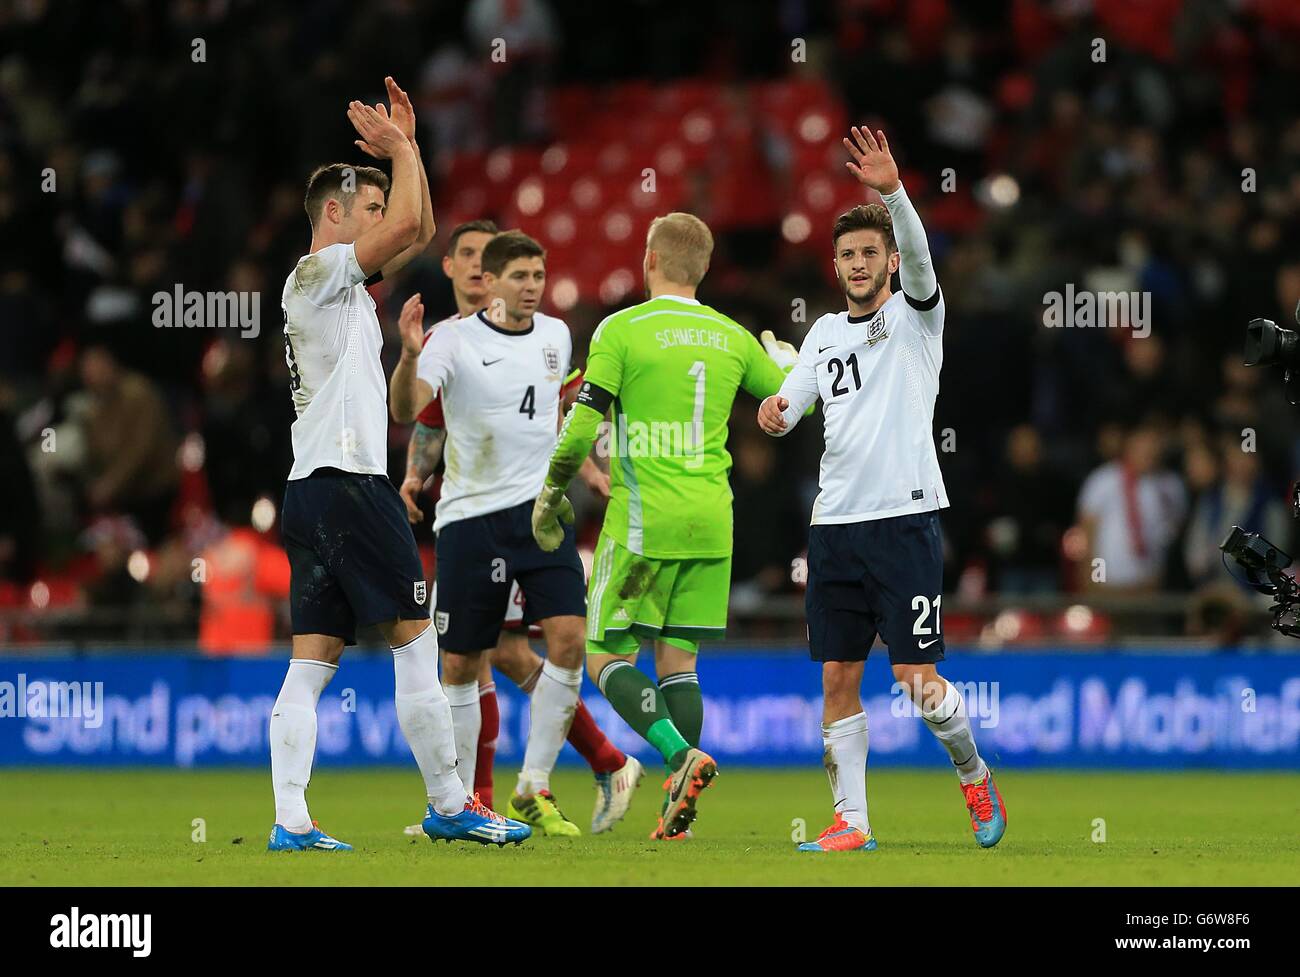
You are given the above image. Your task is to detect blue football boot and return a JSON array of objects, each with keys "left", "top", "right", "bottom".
[
  {"left": 422, "top": 793, "right": 531, "bottom": 847},
  {"left": 961, "top": 770, "right": 1007, "bottom": 848},
  {"left": 267, "top": 821, "right": 353, "bottom": 852}
]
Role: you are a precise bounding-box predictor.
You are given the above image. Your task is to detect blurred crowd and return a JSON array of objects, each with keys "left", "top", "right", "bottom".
[{"left": 3, "top": 0, "right": 1300, "bottom": 647}]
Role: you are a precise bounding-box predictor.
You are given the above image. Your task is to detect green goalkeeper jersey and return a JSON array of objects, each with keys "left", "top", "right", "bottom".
[{"left": 579, "top": 295, "right": 788, "bottom": 559}]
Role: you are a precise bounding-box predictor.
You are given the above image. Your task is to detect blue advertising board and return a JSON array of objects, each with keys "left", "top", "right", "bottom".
[{"left": 1, "top": 650, "right": 1298, "bottom": 769}]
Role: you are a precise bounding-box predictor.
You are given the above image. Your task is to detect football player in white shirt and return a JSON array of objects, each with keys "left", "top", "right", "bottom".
[
  {"left": 758, "top": 127, "right": 1005, "bottom": 852},
  {"left": 396, "top": 220, "right": 641, "bottom": 834},
  {"left": 391, "top": 231, "right": 599, "bottom": 836},
  {"left": 271, "top": 78, "right": 528, "bottom": 852}
]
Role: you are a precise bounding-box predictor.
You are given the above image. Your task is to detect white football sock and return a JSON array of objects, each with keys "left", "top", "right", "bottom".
[
  {"left": 922, "top": 681, "right": 988, "bottom": 785},
  {"left": 270, "top": 658, "right": 337, "bottom": 833},
  {"left": 516, "top": 660, "right": 582, "bottom": 797},
  {"left": 822, "top": 711, "right": 869, "bottom": 834},
  {"left": 443, "top": 680, "right": 481, "bottom": 794},
  {"left": 392, "top": 624, "right": 468, "bottom": 816}
]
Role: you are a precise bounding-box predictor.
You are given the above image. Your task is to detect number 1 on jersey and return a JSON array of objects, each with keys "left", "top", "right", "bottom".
[{"left": 688, "top": 361, "right": 706, "bottom": 459}]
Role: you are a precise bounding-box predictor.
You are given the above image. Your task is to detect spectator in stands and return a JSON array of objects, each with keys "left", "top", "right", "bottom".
[
  {"left": 729, "top": 422, "right": 803, "bottom": 609},
  {"left": 2, "top": 0, "right": 1299, "bottom": 644},
  {"left": 79, "top": 515, "right": 147, "bottom": 641},
  {"left": 0, "top": 380, "right": 41, "bottom": 583},
  {"left": 466, "top": 0, "right": 558, "bottom": 144},
  {"left": 1077, "top": 423, "right": 1187, "bottom": 591},
  {"left": 78, "top": 343, "right": 179, "bottom": 543},
  {"left": 197, "top": 496, "right": 291, "bottom": 656},
  {"left": 983, "top": 424, "right": 1073, "bottom": 594},
  {"left": 1183, "top": 432, "right": 1290, "bottom": 590}
]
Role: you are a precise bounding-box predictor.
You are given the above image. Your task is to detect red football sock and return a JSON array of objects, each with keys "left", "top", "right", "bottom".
[
  {"left": 475, "top": 682, "right": 499, "bottom": 809},
  {"left": 567, "top": 699, "right": 626, "bottom": 775}
]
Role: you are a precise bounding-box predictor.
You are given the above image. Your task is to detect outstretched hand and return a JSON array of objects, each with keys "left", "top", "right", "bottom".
[
  {"left": 385, "top": 76, "right": 417, "bottom": 143},
  {"left": 757, "top": 394, "right": 790, "bottom": 435},
  {"left": 348, "top": 99, "right": 408, "bottom": 160},
  {"left": 398, "top": 292, "right": 425, "bottom": 359},
  {"left": 843, "top": 126, "right": 901, "bottom": 195}
]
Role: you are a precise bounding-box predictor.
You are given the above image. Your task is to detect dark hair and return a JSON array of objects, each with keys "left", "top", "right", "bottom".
[
  {"left": 447, "top": 219, "right": 499, "bottom": 254},
  {"left": 303, "top": 163, "right": 390, "bottom": 228},
  {"left": 832, "top": 204, "right": 897, "bottom": 252},
  {"left": 481, "top": 230, "right": 546, "bottom": 277}
]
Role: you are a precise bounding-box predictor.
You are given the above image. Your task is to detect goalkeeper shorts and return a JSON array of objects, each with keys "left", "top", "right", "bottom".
[{"left": 585, "top": 531, "right": 730, "bottom": 653}]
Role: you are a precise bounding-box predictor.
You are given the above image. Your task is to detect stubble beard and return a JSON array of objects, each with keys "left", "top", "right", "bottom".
[{"left": 841, "top": 266, "right": 887, "bottom": 308}]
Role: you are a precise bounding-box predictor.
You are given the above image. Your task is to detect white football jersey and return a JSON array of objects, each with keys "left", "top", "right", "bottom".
[
  {"left": 776, "top": 289, "right": 949, "bottom": 524},
  {"left": 281, "top": 242, "right": 389, "bottom": 480},
  {"left": 427, "top": 311, "right": 460, "bottom": 336},
  {"left": 417, "top": 309, "right": 572, "bottom": 531}
]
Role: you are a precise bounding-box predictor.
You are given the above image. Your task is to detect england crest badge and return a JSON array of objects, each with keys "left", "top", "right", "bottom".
[
  {"left": 866, "top": 309, "right": 889, "bottom": 347},
  {"left": 543, "top": 345, "right": 561, "bottom": 376}
]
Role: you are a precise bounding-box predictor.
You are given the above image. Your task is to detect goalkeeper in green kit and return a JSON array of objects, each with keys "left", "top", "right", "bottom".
[{"left": 531, "top": 213, "right": 799, "bottom": 839}]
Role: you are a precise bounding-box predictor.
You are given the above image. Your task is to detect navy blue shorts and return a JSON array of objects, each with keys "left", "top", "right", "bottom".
[
  {"left": 282, "top": 467, "right": 429, "bottom": 644},
  {"left": 434, "top": 498, "right": 586, "bottom": 653},
  {"left": 806, "top": 511, "right": 946, "bottom": 665}
]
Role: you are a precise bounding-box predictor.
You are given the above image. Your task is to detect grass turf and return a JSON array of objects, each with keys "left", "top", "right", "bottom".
[{"left": 2, "top": 767, "right": 1297, "bottom": 886}]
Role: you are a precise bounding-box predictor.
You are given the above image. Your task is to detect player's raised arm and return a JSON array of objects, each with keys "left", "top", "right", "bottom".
[
  {"left": 365, "top": 77, "right": 435, "bottom": 278},
  {"left": 349, "top": 99, "right": 422, "bottom": 278},
  {"left": 390, "top": 292, "right": 438, "bottom": 423},
  {"left": 844, "top": 126, "right": 939, "bottom": 327},
  {"left": 758, "top": 327, "right": 821, "bottom": 436}
]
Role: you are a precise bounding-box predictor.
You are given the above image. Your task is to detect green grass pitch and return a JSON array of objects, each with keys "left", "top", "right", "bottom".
[{"left": 3, "top": 767, "right": 1297, "bottom": 886}]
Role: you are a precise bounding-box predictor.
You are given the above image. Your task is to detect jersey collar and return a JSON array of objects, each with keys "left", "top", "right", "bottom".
[
  {"left": 655, "top": 294, "right": 701, "bottom": 305},
  {"left": 476, "top": 309, "right": 534, "bottom": 336},
  {"left": 846, "top": 297, "right": 890, "bottom": 324}
]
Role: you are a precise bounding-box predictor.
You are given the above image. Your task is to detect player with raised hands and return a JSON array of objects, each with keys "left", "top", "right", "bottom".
[
  {"left": 758, "top": 127, "right": 1005, "bottom": 853},
  {"left": 270, "top": 80, "right": 529, "bottom": 852}
]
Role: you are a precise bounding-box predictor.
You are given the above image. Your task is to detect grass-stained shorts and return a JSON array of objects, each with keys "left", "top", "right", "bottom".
[{"left": 585, "top": 531, "right": 730, "bottom": 654}]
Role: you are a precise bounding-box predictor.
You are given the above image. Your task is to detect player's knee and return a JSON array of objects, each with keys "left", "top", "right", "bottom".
[
  {"left": 543, "top": 618, "right": 586, "bottom": 668},
  {"left": 551, "top": 638, "right": 584, "bottom": 669},
  {"left": 892, "top": 663, "right": 941, "bottom": 706},
  {"left": 654, "top": 639, "right": 697, "bottom": 676},
  {"left": 585, "top": 637, "right": 637, "bottom": 685},
  {"left": 380, "top": 617, "right": 430, "bottom": 649},
  {"left": 441, "top": 650, "right": 483, "bottom": 684},
  {"left": 821, "top": 661, "right": 863, "bottom": 715},
  {"left": 490, "top": 631, "right": 538, "bottom": 680},
  {"left": 822, "top": 660, "right": 858, "bottom": 695}
]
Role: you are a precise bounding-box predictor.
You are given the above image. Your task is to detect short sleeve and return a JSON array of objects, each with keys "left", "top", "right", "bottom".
[
  {"left": 417, "top": 322, "right": 461, "bottom": 396},
  {"left": 582, "top": 314, "right": 625, "bottom": 398},
  {"left": 289, "top": 243, "right": 366, "bottom": 307},
  {"left": 904, "top": 286, "right": 944, "bottom": 338},
  {"left": 417, "top": 394, "right": 445, "bottom": 428}
]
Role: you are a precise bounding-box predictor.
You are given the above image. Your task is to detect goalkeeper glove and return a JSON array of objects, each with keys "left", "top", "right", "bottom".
[
  {"left": 760, "top": 329, "right": 798, "bottom": 371},
  {"left": 531, "top": 483, "right": 574, "bottom": 552}
]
